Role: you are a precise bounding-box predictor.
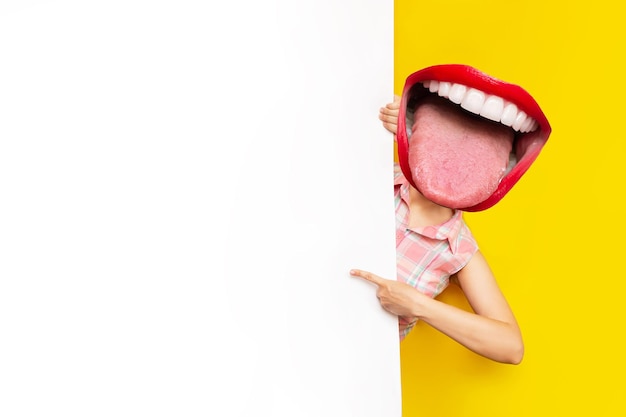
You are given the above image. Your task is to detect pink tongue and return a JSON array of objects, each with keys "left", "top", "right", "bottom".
[{"left": 408, "top": 95, "right": 514, "bottom": 208}]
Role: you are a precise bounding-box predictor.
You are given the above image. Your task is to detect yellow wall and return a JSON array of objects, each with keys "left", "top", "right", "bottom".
[{"left": 395, "top": 1, "right": 626, "bottom": 415}]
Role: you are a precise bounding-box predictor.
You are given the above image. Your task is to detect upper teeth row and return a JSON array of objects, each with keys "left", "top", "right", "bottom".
[{"left": 422, "top": 80, "right": 538, "bottom": 133}]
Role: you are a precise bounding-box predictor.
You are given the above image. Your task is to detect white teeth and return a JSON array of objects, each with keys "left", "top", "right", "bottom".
[
  {"left": 437, "top": 81, "right": 451, "bottom": 98},
  {"left": 461, "top": 88, "right": 485, "bottom": 114},
  {"left": 520, "top": 116, "right": 534, "bottom": 133},
  {"left": 512, "top": 111, "right": 527, "bottom": 131},
  {"left": 448, "top": 84, "right": 467, "bottom": 104},
  {"left": 500, "top": 102, "right": 518, "bottom": 127},
  {"left": 480, "top": 96, "right": 504, "bottom": 122},
  {"left": 421, "top": 81, "right": 538, "bottom": 132}
]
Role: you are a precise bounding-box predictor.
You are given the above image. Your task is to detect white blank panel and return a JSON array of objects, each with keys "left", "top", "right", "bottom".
[{"left": 0, "top": 1, "right": 398, "bottom": 416}]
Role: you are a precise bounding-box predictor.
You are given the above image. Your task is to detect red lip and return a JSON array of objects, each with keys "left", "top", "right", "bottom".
[{"left": 396, "top": 64, "right": 552, "bottom": 212}]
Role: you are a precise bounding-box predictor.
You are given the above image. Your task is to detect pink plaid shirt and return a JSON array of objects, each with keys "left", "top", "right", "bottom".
[{"left": 394, "top": 164, "right": 478, "bottom": 339}]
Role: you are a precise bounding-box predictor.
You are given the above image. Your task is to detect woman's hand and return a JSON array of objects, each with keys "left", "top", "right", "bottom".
[
  {"left": 378, "top": 95, "right": 401, "bottom": 135},
  {"left": 350, "top": 268, "right": 424, "bottom": 322}
]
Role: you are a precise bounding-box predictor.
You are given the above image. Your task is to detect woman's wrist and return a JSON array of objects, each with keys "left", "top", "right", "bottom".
[{"left": 408, "top": 289, "right": 429, "bottom": 321}]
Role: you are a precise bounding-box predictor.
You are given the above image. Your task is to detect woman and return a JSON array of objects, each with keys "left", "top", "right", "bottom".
[{"left": 351, "top": 94, "right": 525, "bottom": 365}]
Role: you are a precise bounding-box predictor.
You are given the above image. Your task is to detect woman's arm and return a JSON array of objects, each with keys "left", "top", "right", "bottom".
[
  {"left": 418, "top": 251, "right": 523, "bottom": 364},
  {"left": 351, "top": 253, "right": 524, "bottom": 364}
]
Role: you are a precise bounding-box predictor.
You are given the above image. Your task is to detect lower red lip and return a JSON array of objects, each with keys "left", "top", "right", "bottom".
[{"left": 404, "top": 64, "right": 551, "bottom": 135}]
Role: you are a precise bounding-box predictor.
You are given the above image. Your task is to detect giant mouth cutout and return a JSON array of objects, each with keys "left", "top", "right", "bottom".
[{"left": 396, "top": 64, "right": 552, "bottom": 212}]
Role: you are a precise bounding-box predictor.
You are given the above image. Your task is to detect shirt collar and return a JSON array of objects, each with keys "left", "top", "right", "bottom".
[{"left": 414, "top": 211, "right": 464, "bottom": 253}]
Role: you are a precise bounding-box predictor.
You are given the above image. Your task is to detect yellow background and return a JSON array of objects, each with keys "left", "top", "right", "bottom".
[{"left": 395, "top": 0, "right": 626, "bottom": 415}]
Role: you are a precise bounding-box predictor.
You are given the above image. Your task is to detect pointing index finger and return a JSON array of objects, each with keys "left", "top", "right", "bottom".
[{"left": 350, "top": 269, "right": 384, "bottom": 286}]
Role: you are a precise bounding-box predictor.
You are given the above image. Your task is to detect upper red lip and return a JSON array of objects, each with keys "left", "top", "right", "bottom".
[{"left": 403, "top": 64, "right": 551, "bottom": 135}]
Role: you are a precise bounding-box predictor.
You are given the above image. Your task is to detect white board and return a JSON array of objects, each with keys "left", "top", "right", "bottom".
[{"left": 0, "top": 1, "right": 399, "bottom": 416}]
